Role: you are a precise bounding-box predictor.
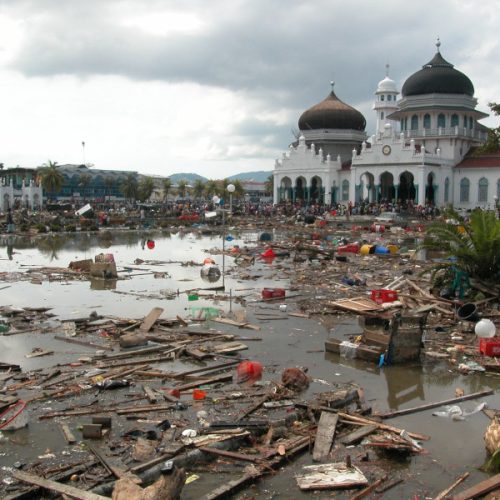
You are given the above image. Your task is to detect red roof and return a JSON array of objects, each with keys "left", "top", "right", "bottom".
[{"left": 455, "top": 150, "right": 500, "bottom": 169}]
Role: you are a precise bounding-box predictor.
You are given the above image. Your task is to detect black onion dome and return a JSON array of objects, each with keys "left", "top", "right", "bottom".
[
  {"left": 401, "top": 51, "right": 474, "bottom": 97},
  {"left": 298, "top": 89, "right": 366, "bottom": 131}
]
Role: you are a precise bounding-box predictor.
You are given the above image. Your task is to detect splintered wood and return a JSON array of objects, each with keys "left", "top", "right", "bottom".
[
  {"left": 312, "top": 412, "right": 338, "bottom": 461},
  {"left": 295, "top": 463, "right": 368, "bottom": 490}
]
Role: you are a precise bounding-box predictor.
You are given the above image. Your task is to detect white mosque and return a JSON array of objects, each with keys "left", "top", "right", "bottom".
[{"left": 273, "top": 41, "right": 499, "bottom": 210}]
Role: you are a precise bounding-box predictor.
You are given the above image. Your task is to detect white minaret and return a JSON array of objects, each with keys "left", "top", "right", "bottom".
[{"left": 373, "top": 64, "right": 399, "bottom": 135}]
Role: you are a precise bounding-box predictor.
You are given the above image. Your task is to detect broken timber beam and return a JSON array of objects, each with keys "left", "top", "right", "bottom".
[
  {"left": 453, "top": 473, "right": 500, "bottom": 500},
  {"left": 312, "top": 412, "right": 338, "bottom": 461},
  {"left": 11, "top": 470, "right": 109, "bottom": 500},
  {"left": 377, "top": 389, "right": 494, "bottom": 419}
]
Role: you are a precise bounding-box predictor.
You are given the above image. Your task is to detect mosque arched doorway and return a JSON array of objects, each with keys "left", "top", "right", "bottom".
[
  {"left": 295, "top": 177, "right": 307, "bottom": 201},
  {"left": 280, "top": 177, "right": 292, "bottom": 202},
  {"left": 380, "top": 172, "right": 395, "bottom": 202},
  {"left": 426, "top": 173, "right": 436, "bottom": 205},
  {"left": 399, "top": 171, "right": 416, "bottom": 203},
  {"left": 360, "top": 172, "right": 375, "bottom": 203},
  {"left": 310, "top": 176, "right": 323, "bottom": 203}
]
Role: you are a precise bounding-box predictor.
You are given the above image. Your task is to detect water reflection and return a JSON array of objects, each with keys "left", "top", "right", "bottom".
[
  {"left": 90, "top": 278, "right": 117, "bottom": 290},
  {"left": 384, "top": 364, "right": 425, "bottom": 410}
]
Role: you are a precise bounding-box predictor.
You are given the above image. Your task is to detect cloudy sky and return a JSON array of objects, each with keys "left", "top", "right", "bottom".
[{"left": 0, "top": 0, "right": 499, "bottom": 179}]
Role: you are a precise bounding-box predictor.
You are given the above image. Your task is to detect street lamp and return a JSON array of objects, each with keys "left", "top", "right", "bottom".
[
  {"left": 227, "top": 183, "right": 235, "bottom": 220},
  {"left": 212, "top": 195, "right": 226, "bottom": 289}
]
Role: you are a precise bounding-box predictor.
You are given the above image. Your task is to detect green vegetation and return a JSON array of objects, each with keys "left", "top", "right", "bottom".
[
  {"left": 420, "top": 209, "right": 500, "bottom": 283},
  {"left": 138, "top": 176, "right": 155, "bottom": 202},
  {"left": 477, "top": 102, "right": 500, "bottom": 153},
  {"left": 176, "top": 179, "right": 190, "bottom": 198},
  {"left": 120, "top": 173, "right": 138, "bottom": 203},
  {"left": 39, "top": 160, "right": 63, "bottom": 198},
  {"left": 162, "top": 178, "right": 173, "bottom": 202}
]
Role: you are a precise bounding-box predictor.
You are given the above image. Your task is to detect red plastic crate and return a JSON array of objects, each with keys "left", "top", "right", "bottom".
[
  {"left": 479, "top": 338, "right": 500, "bottom": 357},
  {"left": 371, "top": 289, "right": 398, "bottom": 304},
  {"left": 262, "top": 288, "right": 286, "bottom": 299}
]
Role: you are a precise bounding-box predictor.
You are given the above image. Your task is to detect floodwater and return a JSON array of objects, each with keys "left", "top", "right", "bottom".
[{"left": 0, "top": 229, "right": 498, "bottom": 498}]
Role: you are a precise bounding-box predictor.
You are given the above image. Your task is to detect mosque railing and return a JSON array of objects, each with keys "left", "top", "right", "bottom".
[{"left": 404, "top": 127, "right": 487, "bottom": 141}]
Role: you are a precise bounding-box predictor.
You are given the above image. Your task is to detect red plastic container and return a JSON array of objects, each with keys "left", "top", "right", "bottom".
[
  {"left": 236, "top": 361, "right": 263, "bottom": 383},
  {"left": 262, "top": 288, "right": 286, "bottom": 299},
  {"left": 337, "top": 243, "right": 360, "bottom": 254},
  {"left": 193, "top": 389, "right": 206, "bottom": 400},
  {"left": 479, "top": 338, "right": 500, "bottom": 357},
  {"left": 371, "top": 289, "right": 398, "bottom": 304}
]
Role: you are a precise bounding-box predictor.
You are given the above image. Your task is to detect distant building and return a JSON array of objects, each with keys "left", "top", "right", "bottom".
[
  {"left": 43, "top": 164, "right": 137, "bottom": 202},
  {"left": 240, "top": 180, "right": 270, "bottom": 202},
  {"left": 0, "top": 167, "right": 42, "bottom": 211},
  {"left": 273, "top": 41, "right": 498, "bottom": 210}
]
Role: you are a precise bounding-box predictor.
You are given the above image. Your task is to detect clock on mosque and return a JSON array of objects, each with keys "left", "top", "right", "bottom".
[{"left": 382, "top": 145, "right": 391, "bottom": 156}]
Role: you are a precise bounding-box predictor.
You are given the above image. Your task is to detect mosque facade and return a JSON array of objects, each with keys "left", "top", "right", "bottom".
[{"left": 273, "top": 43, "right": 499, "bottom": 210}]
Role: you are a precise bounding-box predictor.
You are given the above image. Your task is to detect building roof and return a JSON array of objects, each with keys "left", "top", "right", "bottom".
[
  {"left": 376, "top": 75, "right": 398, "bottom": 94},
  {"left": 455, "top": 150, "right": 500, "bottom": 169},
  {"left": 298, "top": 87, "right": 366, "bottom": 132},
  {"left": 401, "top": 48, "right": 474, "bottom": 98}
]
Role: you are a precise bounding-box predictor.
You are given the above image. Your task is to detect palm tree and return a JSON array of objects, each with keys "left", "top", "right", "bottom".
[
  {"left": 104, "top": 176, "right": 114, "bottom": 202},
  {"left": 216, "top": 178, "right": 230, "bottom": 198},
  {"left": 176, "top": 179, "right": 189, "bottom": 199},
  {"left": 120, "top": 173, "right": 138, "bottom": 204},
  {"left": 79, "top": 173, "right": 92, "bottom": 201},
  {"left": 204, "top": 179, "right": 218, "bottom": 199},
  {"left": 138, "top": 176, "right": 155, "bottom": 202},
  {"left": 192, "top": 179, "right": 205, "bottom": 199},
  {"left": 39, "top": 160, "right": 63, "bottom": 200},
  {"left": 265, "top": 174, "right": 274, "bottom": 196},
  {"left": 232, "top": 179, "right": 245, "bottom": 200},
  {"left": 420, "top": 209, "right": 500, "bottom": 283},
  {"left": 162, "top": 178, "right": 173, "bottom": 202}
]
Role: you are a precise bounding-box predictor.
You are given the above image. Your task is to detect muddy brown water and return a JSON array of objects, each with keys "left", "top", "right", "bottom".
[{"left": 0, "top": 229, "right": 498, "bottom": 499}]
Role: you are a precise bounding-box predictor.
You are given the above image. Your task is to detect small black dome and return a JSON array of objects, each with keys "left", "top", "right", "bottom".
[
  {"left": 401, "top": 51, "right": 474, "bottom": 97},
  {"left": 298, "top": 88, "right": 366, "bottom": 131}
]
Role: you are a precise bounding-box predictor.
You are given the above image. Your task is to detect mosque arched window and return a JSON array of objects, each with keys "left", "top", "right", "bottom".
[
  {"left": 478, "top": 178, "right": 488, "bottom": 203},
  {"left": 342, "top": 180, "right": 349, "bottom": 201},
  {"left": 437, "top": 114, "right": 446, "bottom": 128},
  {"left": 460, "top": 178, "right": 470, "bottom": 203},
  {"left": 381, "top": 112, "right": 384, "bottom": 120},
  {"left": 469, "top": 117, "right": 474, "bottom": 129},
  {"left": 380, "top": 95, "right": 385, "bottom": 101},
  {"left": 423, "top": 114, "right": 431, "bottom": 129},
  {"left": 451, "top": 114, "right": 459, "bottom": 127},
  {"left": 411, "top": 115, "right": 418, "bottom": 130},
  {"left": 388, "top": 95, "right": 392, "bottom": 101}
]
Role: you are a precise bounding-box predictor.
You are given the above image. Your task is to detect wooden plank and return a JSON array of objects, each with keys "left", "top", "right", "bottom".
[
  {"left": 60, "top": 423, "right": 77, "bottom": 444},
  {"left": 139, "top": 307, "right": 164, "bottom": 332},
  {"left": 10, "top": 470, "right": 109, "bottom": 500},
  {"left": 87, "top": 443, "right": 141, "bottom": 484},
  {"left": 351, "top": 475, "right": 387, "bottom": 500},
  {"left": 199, "top": 446, "right": 262, "bottom": 463},
  {"left": 54, "top": 336, "right": 113, "bottom": 351},
  {"left": 296, "top": 463, "right": 368, "bottom": 491},
  {"left": 339, "top": 424, "right": 378, "bottom": 445},
  {"left": 202, "top": 468, "right": 261, "bottom": 500},
  {"left": 313, "top": 412, "right": 338, "bottom": 461},
  {"left": 377, "top": 389, "right": 494, "bottom": 419},
  {"left": 435, "top": 472, "right": 469, "bottom": 500},
  {"left": 143, "top": 385, "right": 158, "bottom": 404},
  {"left": 453, "top": 473, "right": 500, "bottom": 500},
  {"left": 338, "top": 412, "right": 429, "bottom": 441},
  {"left": 173, "top": 373, "right": 233, "bottom": 391}
]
